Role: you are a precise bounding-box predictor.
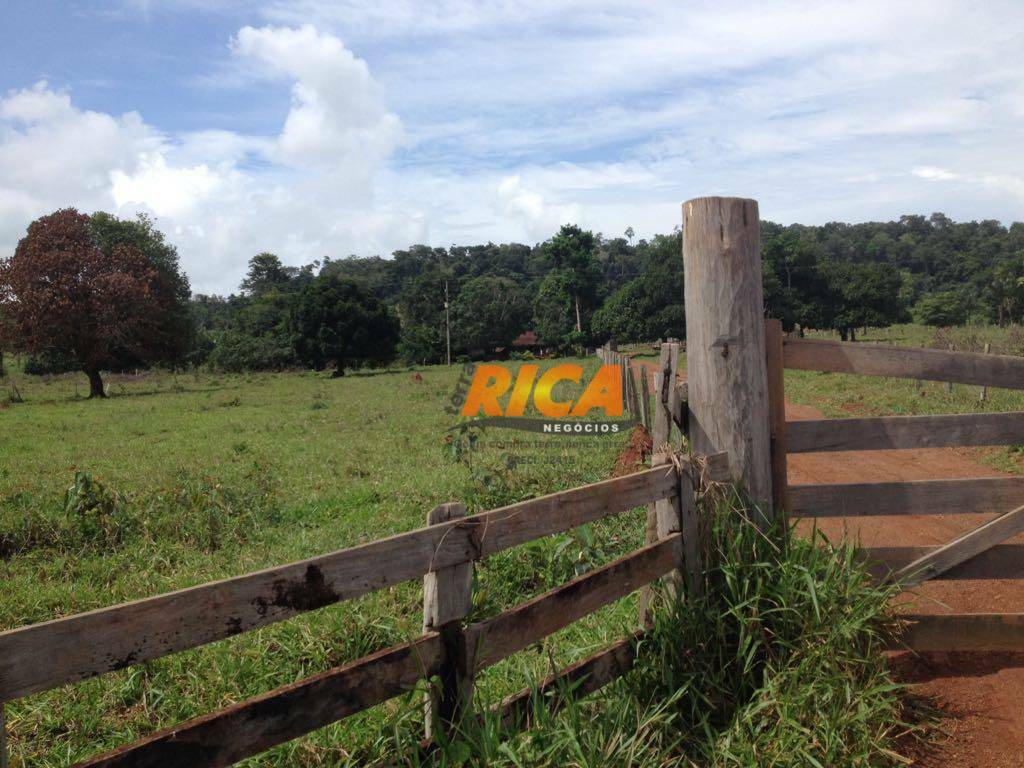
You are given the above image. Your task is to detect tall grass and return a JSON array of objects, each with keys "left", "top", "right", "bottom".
[{"left": 358, "top": 491, "right": 914, "bottom": 767}]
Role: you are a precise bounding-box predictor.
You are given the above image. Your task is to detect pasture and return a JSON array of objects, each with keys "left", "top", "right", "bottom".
[
  {"left": 0, "top": 357, "right": 643, "bottom": 765},
  {"left": 9, "top": 321, "right": 1012, "bottom": 765}
]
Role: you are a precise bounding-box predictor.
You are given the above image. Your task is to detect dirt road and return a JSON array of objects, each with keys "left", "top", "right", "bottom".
[{"left": 632, "top": 359, "right": 1024, "bottom": 766}]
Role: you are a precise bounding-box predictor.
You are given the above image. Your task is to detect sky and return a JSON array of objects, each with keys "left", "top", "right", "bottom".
[{"left": 1, "top": 1, "right": 1023, "bottom": 294}]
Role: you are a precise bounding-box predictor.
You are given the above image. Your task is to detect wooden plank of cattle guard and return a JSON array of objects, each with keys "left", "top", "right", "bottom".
[
  {"left": 897, "top": 614, "right": 1024, "bottom": 652},
  {"left": 891, "top": 502, "right": 1024, "bottom": 587}
]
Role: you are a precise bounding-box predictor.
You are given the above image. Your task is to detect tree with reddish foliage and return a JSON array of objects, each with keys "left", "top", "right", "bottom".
[{"left": 0, "top": 208, "right": 183, "bottom": 398}]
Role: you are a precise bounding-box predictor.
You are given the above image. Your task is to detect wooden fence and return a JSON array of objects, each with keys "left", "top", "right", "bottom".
[
  {"left": 0, "top": 456, "right": 723, "bottom": 767},
  {"left": 596, "top": 344, "right": 652, "bottom": 432},
  {"left": 768, "top": 329, "right": 1024, "bottom": 651}
]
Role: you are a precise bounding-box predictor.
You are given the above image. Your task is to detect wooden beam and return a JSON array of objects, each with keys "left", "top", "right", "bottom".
[
  {"left": 765, "top": 319, "right": 789, "bottom": 520},
  {"left": 641, "top": 344, "right": 676, "bottom": 626},
  {"left": 890, "top": 502, "right": 1024, "bottom": 587},
  {"left": 0, "top": 704, "right": 6, "bottom": 768},
  {"left": 787, "top": 412, "right": 1024, "bottom": 453},
  {"left": 864, "top": 544, "right": 1024, "bottom": 581},
  {"left": 494, "top": 631, "right": 642, "bottom": 730},
  {"left": 468, "top": 535, "right": 681, "bottom": 669},
  {"left": 422, "top": 504, "right": 474, "bottom": 742},
  {"left": 76, "top": 635, "right": 444, "bottom": 768},
  {"left": 378, "top": 631, "right": 647, "bottom": 767},
  {"left": 783, "top": 337, "right": 1024, "bottom": 389},
  {"left": 789, "top": 477, "right": 1024, "bottom": 518},
  {"left": 897, "top": 613, "right": 1024, "bottom": 652},
  {"left": 683, "top": 196, "right": 773, "bottom": 521},
  {"left": 0, "top": 464, "right": 677, "bottom": 702}
]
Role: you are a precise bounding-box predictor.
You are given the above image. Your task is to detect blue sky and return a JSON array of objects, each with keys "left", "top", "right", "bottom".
[{"left": 2, "top": 0, "right": 1023, "bottom": 293}]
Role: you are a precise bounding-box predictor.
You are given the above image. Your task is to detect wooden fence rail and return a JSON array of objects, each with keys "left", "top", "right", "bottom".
[
  {"left": 789, "top": 477, "right": 1024, "bottom": 518},
  {"left": 787, "top": 411, "right": 1024, "bottom": 453},
  {"left": 0, "top": 466, "right": 675, "bottom": 703},
  {"left": 865, "top": 544, "right": 1024, "bottom": 581},
  {"left": 783, "top": 337, "right": 1024, "bottom": 389},
  {"left": 78, "top": 535, "right": 683, "bottom": 767}
]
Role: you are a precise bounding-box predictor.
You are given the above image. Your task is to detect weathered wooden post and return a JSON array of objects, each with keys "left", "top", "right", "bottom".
[
  {"left": 423, "top": 503, "right": 474, "bottom": 742},
  {"left": 683, "top": 197, "right": 774, "bottom": 524},
  {"left": 980, "top": 342, "right": 992, "bottom": 402}
]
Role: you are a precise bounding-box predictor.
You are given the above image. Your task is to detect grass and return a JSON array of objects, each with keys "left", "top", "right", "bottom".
[
  {"left": 0, "top": 346, "right": 921, "bottom": 766},
  {"left": 0, "top": 356, "right": 640, "bottom": 766}
]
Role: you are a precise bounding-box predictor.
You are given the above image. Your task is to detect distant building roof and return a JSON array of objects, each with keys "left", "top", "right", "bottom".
[{"left": 512, "top": 330, "right": 540, "bottom": 347}]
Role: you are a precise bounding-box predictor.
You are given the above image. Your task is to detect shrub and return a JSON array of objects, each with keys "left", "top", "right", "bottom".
[
  {"left": 206, "top": 330, "right": 295, "bottom": 372},
  {"left": 914, "top": 291, "right": 968, "bottom": 326}
]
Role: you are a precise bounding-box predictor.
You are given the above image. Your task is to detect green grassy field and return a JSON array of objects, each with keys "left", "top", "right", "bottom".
[{"left": 0, "top": 357, "right": 644, "bottom": 766}]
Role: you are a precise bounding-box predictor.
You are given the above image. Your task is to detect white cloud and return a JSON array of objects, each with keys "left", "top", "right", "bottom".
[
  {"left": 231, "top": 24, "right": 403, "bottom": 170},
  {"left": 0, "top": 82, "right": 161, "bottom": 206},
  {"left": 913, "top": 166, "right": 959, "bottom": 182},
  {"left": 0, "top": 27, "right": 414, "bottom": 293},
  {"left": 497, "top": 175, "right": 584, "bottom": 240}
]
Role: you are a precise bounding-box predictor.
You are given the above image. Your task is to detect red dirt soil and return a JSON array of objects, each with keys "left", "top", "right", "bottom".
[{"left": 626, "top": 357, "right": 1024, "bottom": 767}]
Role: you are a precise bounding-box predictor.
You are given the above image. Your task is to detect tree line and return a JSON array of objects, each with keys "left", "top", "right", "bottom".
[{"left": 1, "top": 208, "right": 1023, "bottom": 395}]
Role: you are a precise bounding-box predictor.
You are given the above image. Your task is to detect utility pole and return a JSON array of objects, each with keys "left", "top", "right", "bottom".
[{"left": 444, "top": 279, "right": 452, "bottom": 367}]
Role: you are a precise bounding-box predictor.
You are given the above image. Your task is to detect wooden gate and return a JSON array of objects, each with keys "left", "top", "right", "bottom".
[{"left": 766, "top": 326, "right": 1024, "bottom": 650}]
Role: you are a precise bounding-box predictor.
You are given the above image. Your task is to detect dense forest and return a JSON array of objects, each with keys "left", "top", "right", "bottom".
[
  {"left": 190, "top": 212, "right": 1024, "bottom": 368},
  {"left": 5, "top": 210, "right": 1024, "bottom": 377}
]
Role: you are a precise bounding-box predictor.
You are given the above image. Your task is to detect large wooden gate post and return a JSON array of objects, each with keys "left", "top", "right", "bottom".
[{"left": 683, "top": 197, "right": 774, "bottom": 524}]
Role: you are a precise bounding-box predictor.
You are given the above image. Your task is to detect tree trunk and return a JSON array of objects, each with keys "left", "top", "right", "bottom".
[
  {"left": 850, "top": 327, "right": 857, "bottom": 342},
  {"left": 86, "top": 368, "right": 106, "bottom": 398},
  {"left": 0, "top": 349, "right": 5, "bottom": 378},
  {"left": 839, "top": 327, "right": 849, "bottom": 342},
  {"left": 574, "top": 295, "right": 582, "bottom": 334}
]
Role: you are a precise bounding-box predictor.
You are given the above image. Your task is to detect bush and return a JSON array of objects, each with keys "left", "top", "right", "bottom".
[
  {"left": 0, "top": 465, "right": 281, "bottom": 557},
  {"left": 23, "top": 350, "right": 79, "bottom": 375},
  {"left": 206, "top": 330, "right": 296, "bottom": 372},
  {"left": 914, "top": 291, "right": 968, "bottom": 326}
]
